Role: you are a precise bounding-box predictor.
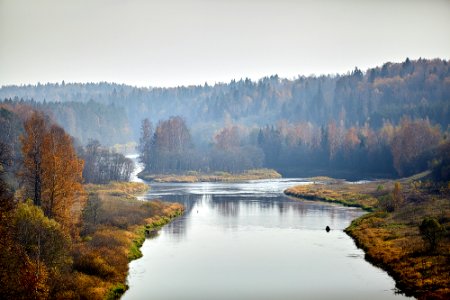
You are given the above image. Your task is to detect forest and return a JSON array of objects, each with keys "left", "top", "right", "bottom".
[
  {"left": 0, "top": 58, "right": 449, "bottom": 299},
  {"left": 1, "top": 58, "right": 449, "bottom": 178},
  {"left": 0, "top": 104, "right": 183, "bottom": 298}
]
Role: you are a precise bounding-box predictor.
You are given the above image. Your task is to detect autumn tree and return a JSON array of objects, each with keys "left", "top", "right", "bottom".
[
  {"left": 21, "top": 112, "right": 47, "bottom": 206},
  {"left": 81, "top": 193, "right": 102, "bottom": 234},
  {"left": 14, "top": 201, "right": 71, "bottom": 275},
  {"left": 343, "top": 127, "right": 360, "bottom": 156},
  {"left": 390, "top": 118, "right": 440, "bottom": 176},
  {"left": 431, "top": 140, "right": 450, "bottom": 182},
  {"left": 139, "top": 118, "right": 153, "bottom": 170},
  {"left": 211, "top": 125, "right": 263, "bottom": 172},
  {"left": 148, "top": 116, "right": 193, "bottom": 173},
  {"left": 1, "top": 160, "right": 51, "bottom": 299},
  {"left": 327, "top": 121, "right": 337, "bottom": 160},
  {"left": 40, "top": 124, "right": 84, "bottom": 229},
  {"left": 20, "top": 112, "right": 85, "bottom": 232},
  {"left": 81, "top": 139, "right": 133, "bottom": 184},
  {"left": 214, "top": 126, "right": 240, "bottom": 151},
  {"left": 82, "top": 139, "right": 101, "bottom": 183},
  {"left": 153, "top": 116, "right": 191, "bottom": 153},
  {"left": 0, "top": 107, "right": 24, "bottom": 178},
  {"left": 392, "top": 182, "right": 404, "bottom": 210}
]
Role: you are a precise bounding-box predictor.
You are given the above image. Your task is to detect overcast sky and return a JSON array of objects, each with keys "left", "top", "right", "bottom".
[{"left": 1, "top": 0, "right": 449, "bottom": 87}]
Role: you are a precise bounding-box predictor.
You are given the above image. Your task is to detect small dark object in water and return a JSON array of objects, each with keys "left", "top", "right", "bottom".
[{"left": 325, "top": 226, "right": 330, "bottom": 232}]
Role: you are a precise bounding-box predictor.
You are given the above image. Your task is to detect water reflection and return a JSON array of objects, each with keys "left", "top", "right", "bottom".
[
  {"left": 124, "top": 179, "right": 410, "bottom": 300},
  {"left": 142, "top": 186, "right": 369, "bottom": 242}
]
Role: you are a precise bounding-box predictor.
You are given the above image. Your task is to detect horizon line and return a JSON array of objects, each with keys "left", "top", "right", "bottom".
[{"left": 1, "top": 57, "right": 448, "bottom": 90}]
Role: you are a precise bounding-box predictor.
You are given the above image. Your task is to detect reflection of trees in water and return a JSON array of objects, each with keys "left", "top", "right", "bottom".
[
  {"left": 162, "top": 217, "right": 187, "bottom": 241},
  {"left": 156, "top": 194, "right": 200, "bottom": 240},
  {"left": 210, "top": 195, "right": 240, "bottom": 217},
  {"left": 208, "top": 195, "right": 337, "bottom": 218},
  {"left": 277, "top": 200, "right": 289, "bottom": 215},
  {"left": 258, "top": 197, "right": 310, "bottom": 217},
  {"left": 148, "top": 192, "right": 364, "bottom": 241},
  {"left": 271, "top": 196, "right": 359, "bottom": 221},
  {"left": 153, "top": 194, "right": 198, "bottom": 213}
]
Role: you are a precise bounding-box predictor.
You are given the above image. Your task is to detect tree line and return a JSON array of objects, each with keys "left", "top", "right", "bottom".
[
  {"left": 138, "top": 116, "right": 264, "bottom": 174},
  {"left": 0, "top": 104, "right": 137, "bottom": 298},
  {"left": 79, "top": 139, "right": 133, "bottom": 184},
  {"left": 0, "top": 108, "right": 85, "bottom": 297},
  {"left": 1, "top": 58, "right": 449, "bottom": 147},
  {"left": 138, "top": 115, "right": 447, "bottom": 177}
]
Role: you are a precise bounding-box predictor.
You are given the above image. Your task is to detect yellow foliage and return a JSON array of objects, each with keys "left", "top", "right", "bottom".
[{"left": 69, "top": 183, "right": 184, "bottom": 299}]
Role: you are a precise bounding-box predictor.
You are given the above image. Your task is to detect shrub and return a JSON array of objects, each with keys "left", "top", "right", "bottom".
[
  {"left": 379, "top": 194, "right": 395, "bottom": 212},
  {"left": 13, "top": 202, "right": 71, "bottom": 269},
  {"left": 419, "top": 217, "right": 445, "bottom": 252},
  {"left": 106, "top": 283, "right": 127, "bottom": 300}
]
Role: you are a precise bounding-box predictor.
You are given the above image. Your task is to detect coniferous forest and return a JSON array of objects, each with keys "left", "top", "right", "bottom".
[{"left": 1, "top": 58, "right": 449, "bottom": 178}]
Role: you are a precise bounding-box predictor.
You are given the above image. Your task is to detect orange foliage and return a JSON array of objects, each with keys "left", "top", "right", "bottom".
[
  {"left": 343, "top": 127, "right": 360, "bottom": 154},
  {"left": 21, "top": 112, "right": 85, "bottom": 234},
  {"left": 391, "top": 118, "right": 440, "bottom": 176},
  {"left": 214, "top": 126, "right": 240, "bottom": 150}
]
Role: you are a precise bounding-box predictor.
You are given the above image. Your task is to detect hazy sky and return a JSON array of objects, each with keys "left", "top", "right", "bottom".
[{"left": 1, "top": 0, "right": 449, "bottom": 87}]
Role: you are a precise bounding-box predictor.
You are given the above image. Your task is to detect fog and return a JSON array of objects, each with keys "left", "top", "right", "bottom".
[
  {"left": 1, "top": 58, "right": 448, "bottom": 178},
  {"left": 1, "top": 0, "right": 449, "bottom": 87}
]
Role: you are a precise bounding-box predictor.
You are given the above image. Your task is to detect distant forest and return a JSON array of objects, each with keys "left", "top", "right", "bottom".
[{"left": 1, "top": 58, "right": 449, "bottom": 178}]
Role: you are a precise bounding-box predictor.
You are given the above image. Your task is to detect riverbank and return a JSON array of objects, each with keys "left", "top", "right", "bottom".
[
  {"left": 285, "top": 175, "right": 450, "bottom": 299},
  {"left": 138, "top": 168, "right": 281, "bottom": 183},
  {"left": 72, "top": 182, "right": 184, "bottom": 300},
  {"left": 284, "top": 178, "right": 384, "bottom": 211}
]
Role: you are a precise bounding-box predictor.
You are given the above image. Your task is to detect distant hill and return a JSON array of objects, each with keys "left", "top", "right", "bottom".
[{"left": 1, "top": 58, "right": 449, "bottom": 146}]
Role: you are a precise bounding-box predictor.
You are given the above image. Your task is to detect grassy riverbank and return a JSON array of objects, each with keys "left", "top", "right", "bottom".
[
  {"left": 284, "top": 179, "right": 383, "bottom": 211},
  {"left": 285, "top": 175, "right": 450, "bottom": 299},
  {"left": 138, "top": 168, "right": 281, "bottom": 183},
  {"left": 71, "top": 182, "right": 184, "bottom": 299}
]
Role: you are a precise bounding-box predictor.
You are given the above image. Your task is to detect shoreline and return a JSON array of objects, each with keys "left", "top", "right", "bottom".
[
  {"left": 284, "top": 189, "right": 375, "bottom": 212},
  {"left": 283, "top": 181, "right": 381, "bottom": 212},
  {"left": 284, "top": 177, "right": 449, "bottom": 299},
  {"left": 76, "top": 182, "right": 184, "bottom": 300},
  {"left": 108, "top": 211, "right": 184, "bottom": 300},
  {"left": 138, "top": 168, "right": 282, "bottom": 183},
  {"left": 344, "top": 213, "right": 415, "bottom": 298}
]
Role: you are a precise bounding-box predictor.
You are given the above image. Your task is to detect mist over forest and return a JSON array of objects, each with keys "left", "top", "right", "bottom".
[
  {"left": 1, "top": 58, "right": 449, "bottom": 178},
  {"left": 2, "top": 0, "right": 450, "bottom": 298}
]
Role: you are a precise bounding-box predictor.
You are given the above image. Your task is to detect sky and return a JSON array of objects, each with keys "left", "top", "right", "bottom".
[{"left": 1, "top": 0, "right": 449, "bottom": 87}]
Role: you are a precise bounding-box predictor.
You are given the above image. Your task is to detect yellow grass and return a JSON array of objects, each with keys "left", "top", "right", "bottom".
[
  {"left": 286, "top": 175, "right": 450, "bottom": 299},
  {"left": 84, "top": 181, "right": 149, "bottom": 196},
  {"left": 284, "top": 182, "right": 380, "bottom": 211},
  {"left": 69, "top": 182, "right": 183, "bottom": 300},
  {"left": 346, "top": 193, "right": 450, "bottom": 299},
  {"left": 139, "top": 168, "right": 282, "bottom": 183}
]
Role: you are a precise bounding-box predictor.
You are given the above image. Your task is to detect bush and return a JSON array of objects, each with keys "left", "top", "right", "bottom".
[
  {"left": 106, "top": 283, "right": 127, "bottom": 300},
  {"left": 73, "top": 250, "right": 117, "bottom": 279},
  {"left": 379, "top": 194, "right": 395, "bottom": 212},
  {"left": 13, "top": 202, "right": 71, "bottom": 269},
  {"left": 432, "top": 141, "right": 450, "bottom": 182},
  {"left": 419, "top": 217, "right": 445, "bottom": 252}
]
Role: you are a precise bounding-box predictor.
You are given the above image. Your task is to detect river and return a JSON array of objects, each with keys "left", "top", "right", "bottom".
[{"left": 123, "top": 157, "right": 410, "bottom": 300}]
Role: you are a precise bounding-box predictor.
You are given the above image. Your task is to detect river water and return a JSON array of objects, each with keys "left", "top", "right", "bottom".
[{"left": 123, "top": 158, "right": 410, "bottom": 300}]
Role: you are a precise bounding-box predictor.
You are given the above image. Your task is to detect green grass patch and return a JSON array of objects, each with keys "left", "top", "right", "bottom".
[{"left": 106, "top": 282, "right": 128, "bottom": 300}]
